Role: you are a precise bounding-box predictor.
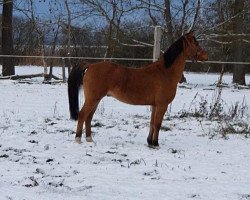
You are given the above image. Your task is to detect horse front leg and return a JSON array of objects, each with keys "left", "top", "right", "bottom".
[
  {"left": 151, "top": 105, "right": 168, "bottom": 147},
  {"left": 147, "top": 106, "right": 155, "bottom": 146}
]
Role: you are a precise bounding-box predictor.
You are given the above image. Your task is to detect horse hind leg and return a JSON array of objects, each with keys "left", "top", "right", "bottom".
[
  {"left": 85, "top": 104, "right": 98, "bottom": 143},
  {"left": 75, "top": 101, "right": 99, "bottom": 144}
]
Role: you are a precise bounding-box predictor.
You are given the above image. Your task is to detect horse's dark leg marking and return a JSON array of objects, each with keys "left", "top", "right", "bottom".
[{"left": 85, "top": 104, "right": 98, "bottom": 142}]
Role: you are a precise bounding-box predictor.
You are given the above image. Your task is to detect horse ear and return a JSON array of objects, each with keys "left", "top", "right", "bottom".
[{"left": 186, "top": 30, "right": 194, "bottom": 37}]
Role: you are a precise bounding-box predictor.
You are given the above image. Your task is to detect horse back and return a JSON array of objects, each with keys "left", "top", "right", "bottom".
[{"left": 83, "top": 61, "right": 176, "bottom": 105}]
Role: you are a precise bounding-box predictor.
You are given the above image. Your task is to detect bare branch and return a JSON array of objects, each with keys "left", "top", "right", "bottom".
[{"left": 188, "top": 0, "right": 201, "bottom": 32}]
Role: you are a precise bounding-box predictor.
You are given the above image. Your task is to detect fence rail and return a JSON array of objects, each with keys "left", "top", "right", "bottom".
[{"left": 0, "top": 54, "right": 249, "bottom": 65}]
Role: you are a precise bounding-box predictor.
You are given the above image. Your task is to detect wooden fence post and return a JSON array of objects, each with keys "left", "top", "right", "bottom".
[
  {"left": 153, "top": 26, "right": 162, "bottom": 62},
  {"left": 62, "top": 58, "right": 66, "bottom": 83}
]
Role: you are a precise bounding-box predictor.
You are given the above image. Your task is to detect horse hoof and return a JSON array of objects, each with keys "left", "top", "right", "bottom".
[
  {"left": 75, "top": 137, "right": 82, "bottom": 144},
  {"left": 147, "top": 137, "right": 153, "bottom": 146},
  {"left": 148, "top": 144, "right": 160, "bottom": 150},
  {"left": 86, "top": 136, "right": 93, "bottom": 143}
]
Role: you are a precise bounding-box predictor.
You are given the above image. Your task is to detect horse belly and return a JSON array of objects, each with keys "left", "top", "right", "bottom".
[{"left": 108, "top": 89, "right": 153, "bottom": 105}]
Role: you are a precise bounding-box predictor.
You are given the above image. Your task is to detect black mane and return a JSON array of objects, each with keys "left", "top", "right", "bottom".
[{"left": 163, "top": 36, "right": 184, "bottom": 68}]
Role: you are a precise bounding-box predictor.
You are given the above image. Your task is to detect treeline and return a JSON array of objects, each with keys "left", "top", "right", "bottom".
[{"left": 0, "top": 0, "right": 249, "bottom": 73}]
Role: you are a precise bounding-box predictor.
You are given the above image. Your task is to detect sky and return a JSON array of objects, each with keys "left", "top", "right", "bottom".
[{"left": 0, "top": 1, "right": 50, "bottom": 17}]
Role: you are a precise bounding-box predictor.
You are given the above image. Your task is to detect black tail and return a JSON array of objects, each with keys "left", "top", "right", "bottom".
[{"left": 68, "top": 64, "right": 86, "bottom": 120}]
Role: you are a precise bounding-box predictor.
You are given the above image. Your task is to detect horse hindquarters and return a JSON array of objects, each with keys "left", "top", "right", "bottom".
[{"left": 75, "top": 65, "right": 110, "bottom": 143}]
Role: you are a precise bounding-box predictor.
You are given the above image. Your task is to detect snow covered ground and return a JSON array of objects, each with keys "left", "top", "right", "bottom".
[{"left": 0, "top": 66, "right": 250, "bottom": 200}]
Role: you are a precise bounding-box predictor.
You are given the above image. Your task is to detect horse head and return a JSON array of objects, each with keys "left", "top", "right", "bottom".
[{"left": 184, "top": 31, "right": 208, "bottom": 62}]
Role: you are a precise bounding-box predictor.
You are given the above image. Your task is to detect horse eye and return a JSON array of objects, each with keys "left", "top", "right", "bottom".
[{"left": 193, "top": 37, "right": 199, "bottom": 46}]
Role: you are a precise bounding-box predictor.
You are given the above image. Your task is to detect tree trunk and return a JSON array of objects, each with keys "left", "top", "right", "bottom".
[
  {"left": 164, "top": 0, "right": 174, "bottom": 45},
  {"left": 232, "top": 0, "right": 245, "bottom": 85},
  {"left": 65, "top": 0, "right": 72, "bottom": 74},
  {"left": 165, "top": 0, "right": 186, "bottom": 83},
  {"left": 106, "top": 22, "right": 114, "bottom": 58},
  {"left": 2, "top": 0, "right": 15, "bottom": 76}
]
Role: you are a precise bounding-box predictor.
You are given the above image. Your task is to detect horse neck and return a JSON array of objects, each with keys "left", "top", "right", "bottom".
[{"left": 160, "top": 51, "right": 187, "bottom": 83}]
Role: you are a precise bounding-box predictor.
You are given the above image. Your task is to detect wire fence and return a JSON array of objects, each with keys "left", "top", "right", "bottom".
[
  {"left": 0, "top": 54, "right": 250, "bottom": 65},
  {"left": 1, "top": 54, "right": 249, "bottom": 82}
]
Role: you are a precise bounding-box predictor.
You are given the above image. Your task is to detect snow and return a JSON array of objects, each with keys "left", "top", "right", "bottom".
[{"left": 0, "top": 66, "right": 250, "bottom": 200}]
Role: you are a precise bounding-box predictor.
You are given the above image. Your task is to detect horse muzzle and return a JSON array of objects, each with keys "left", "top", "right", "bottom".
[{"left": 197, "top": 50, "right": 208, "bottom": 62}]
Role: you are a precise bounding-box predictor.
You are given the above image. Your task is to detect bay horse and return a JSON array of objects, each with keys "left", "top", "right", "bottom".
[{"left": 68, "top": 31, "right": 208, "bottom": 147}]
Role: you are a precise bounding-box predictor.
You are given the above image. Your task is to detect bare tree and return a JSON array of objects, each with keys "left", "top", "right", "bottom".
[
  {"left": 48, "top": 16, "right": 62, "bottom": 80},
  {"left": 189, "top": 0, "right": 201, "bottom": 31},
  {"left": 164, "top": 0, "right": 174, "bottom": 44},
  {"left": 2, "top": 0, "right": 247, "bottom": 79},
  {"left": 64, "top": 0, "right": 72, "bottom": 73},
  {"left": 16, "top": 0, "right": 50, "bottom": 73},
  {"left": 1, "top": 0, "right": 15, "bottom": 76},
  {"left": 82, "top": 0, "right": 137, "bottom": 58},
  {"left": 201, "top": 0, "right": 249, "bottom": 78},
  {"left": 232, "top": 0, "right": 246, "bottom": 85}
]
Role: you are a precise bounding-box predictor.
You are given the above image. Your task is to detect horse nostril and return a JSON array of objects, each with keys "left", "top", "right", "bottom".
[
  {"left": 205, "top": 53, "right": 208, "bottom": 59},
  {"left": 203, "top": 54, "right": 208, "bottom": 61}
]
